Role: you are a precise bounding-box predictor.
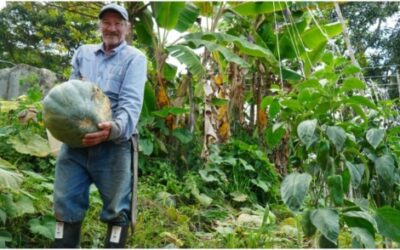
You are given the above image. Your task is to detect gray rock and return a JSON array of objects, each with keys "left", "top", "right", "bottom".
[{"left": 0, "top": 64, "right": 58, "bottom": 100}]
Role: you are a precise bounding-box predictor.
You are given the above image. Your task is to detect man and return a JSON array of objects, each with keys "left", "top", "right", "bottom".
[{"left": 52, "top": 3, "right": 147, "bottom": 248}]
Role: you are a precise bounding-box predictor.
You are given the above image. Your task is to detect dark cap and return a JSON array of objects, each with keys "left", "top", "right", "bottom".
[{"left": 99, "top": 3, "right": 128, "bottom": 21}]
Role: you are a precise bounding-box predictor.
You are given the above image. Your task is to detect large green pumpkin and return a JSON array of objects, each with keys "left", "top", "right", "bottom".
[{"left": 43, "top": 80, "right": 112, "bottom": 148}]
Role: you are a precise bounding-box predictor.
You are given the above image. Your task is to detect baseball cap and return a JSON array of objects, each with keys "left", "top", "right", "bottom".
[{"left": 99, "top": 3, "right": 129, "bottom": 21}]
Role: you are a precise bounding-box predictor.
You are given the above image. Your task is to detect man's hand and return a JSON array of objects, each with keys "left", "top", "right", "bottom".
[{"left": 82, "top": 121, "right": 112, "bottom": 147}]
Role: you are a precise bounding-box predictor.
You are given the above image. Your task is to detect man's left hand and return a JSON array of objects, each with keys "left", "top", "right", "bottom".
[{"left": 82, "top": 122, "right": 112, "bottom": 147}]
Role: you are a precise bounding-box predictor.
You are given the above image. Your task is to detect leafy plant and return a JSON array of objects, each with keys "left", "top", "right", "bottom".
[{"left": 274, "top": 54, "right": 400, "bottom": 247}]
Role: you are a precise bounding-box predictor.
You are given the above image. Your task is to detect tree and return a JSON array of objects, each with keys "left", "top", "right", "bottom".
[
  {"left": 0, "top": 2, "right": 99, "bottom": 77},
  {"left": 334, "top": 2, "right": 400, "bottom": 98}
]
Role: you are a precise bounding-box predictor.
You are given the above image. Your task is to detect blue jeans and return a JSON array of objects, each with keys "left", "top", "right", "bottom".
[{"left": 53, "top": 140, "right": 132, "bottom": 226}]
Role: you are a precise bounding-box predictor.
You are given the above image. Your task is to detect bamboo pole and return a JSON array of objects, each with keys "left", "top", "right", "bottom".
[
  {"left": 396, "top": 70, "right": 400, "bottom": 98},
  {"left": 334, "top": 2, "right": 366, "bottom": 83}
]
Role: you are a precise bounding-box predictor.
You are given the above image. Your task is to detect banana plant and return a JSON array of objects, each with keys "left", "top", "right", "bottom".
[
  {"left": 132, "top": 2, "right": 344, "bottom": 159},
  {"left": 134, "top": 1, "right": 201, "bottom": 111},
  {"left": 129, "top": 2, "right": 201, "bottom": 156}
]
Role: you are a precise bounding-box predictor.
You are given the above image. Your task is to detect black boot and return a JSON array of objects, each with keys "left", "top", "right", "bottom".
[
  {"left": 104, "top": 224, "right": 130, "bottom": 248},
  {"left": 52, "top": 221, "right": 82, "bottom": 248}
]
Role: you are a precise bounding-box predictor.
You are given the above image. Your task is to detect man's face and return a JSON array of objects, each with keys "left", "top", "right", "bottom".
[{"left": 100, "top": 11, "right": 128, "bottom": 50}]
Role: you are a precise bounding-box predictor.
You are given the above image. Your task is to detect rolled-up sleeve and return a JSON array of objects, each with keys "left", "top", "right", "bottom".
[{"left": 109, "top": 53, "right": 147, "bottom": 143}]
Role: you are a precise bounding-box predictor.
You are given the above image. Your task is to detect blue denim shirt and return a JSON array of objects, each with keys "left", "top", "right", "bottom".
[{"left": 70, "top": 41, "right": 147, "bottom": 143}]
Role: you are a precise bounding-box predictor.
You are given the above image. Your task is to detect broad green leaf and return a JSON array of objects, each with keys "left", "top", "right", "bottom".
[
  {"left": 193, "top": 2, "right": 213, "bottom": 17},
  {"left": 350, "top": 227, "right": 375, "bottom": 248},
  {"left": 342, "top": 168, "right": 351, "bottom": 193},
  {"left": 211, "top": 98, "right": 229, "bottom": 107},
  {"left": 326, "top": 126, "right": 346, "bottom": 151},
  {"left": 152, "top": 106, "right": 188, "bottom": 118},
  {"left": 278, "top": 34, "right": 298, "bottom": 59},
  {"left": 374, "top": 154, "right": 395, "bottom": 185},
  {"left": 139, "top": 139, "right": 153, "bottom": 156},
  {"left": 310, "top": 208, "right": 339, "bottom": 244},
  {"left": 191, "top": 185, "right": 212, "bottom": 206},
  {"left": 0, "top": 194, "right": 17, "bottom": 218},
  {"left": 346, "top": 95, "right": 377, "bottom": 109},
  {"left": 152, "top": 2, "right": 185, "bottom": 30},
  {"left": 260, "top": 96, "right": 273, "bottom": 110},
  {"left": 327, "top": 175, "right": 344, "bottom": 206},
  {"left": 280, "top": 99, "right": 302, "bottom": 111},
  {"left": 0, "top": 230, "right": 12, "bottom": 248},
  {"left": 232, "top": 2, "right": 286, "bottom": 16},
  {"left": 194, "top": 40, "right": 249, "bottom": 68},
  {"left": 28, "top": 215, "right": 55, "bottom": 240},
  {"left": 280, "top": 172, "right": 312, "bottom": 212},
  {"left": 282, "top": 67, "right": 302, "bottom": 81},
  {"left": 325, "top": 21, "right": 344, "bottom": 37},
  {"left": 302, "top": 22, "right": 342, "bottom": 49},
  {"left": 162, "top": 62, "right": 177, "bottom": 82},
  {"left": 316, "top": 139, "right": 330, "bottom": 167},
  {"left": 0, "top": 167, "right": 23, "bottom": 190},
  {"left": 366, "top": 128, "right": 385, "bottom": 149},
  {"left": 251, "top": 178, "right": 270, "bottom": 192},
  {"left": 297, "top": 89, "right": 315, "bottom": 104},
  {"left": 269, "top": 100, "right": 280, "bottom": 120},
  {"left": 185, "top": 32, "right": 278, "bottom": 67},
  {"left": 166, "top": 45, "right": 205, "bottom": 77},
  {"left": 350, "top": 103, "right": 368, "bottom": 122},
  {"left": 302, "top": 41, "right": 327, "bottom": 69},
  {"left": 141, "top": 83, "right": 157, "bottom": 117},
  {"left": 297, "top": 119, "right": 317, "bottom": 149},
  {"left": 291, "top": 2, "right": 334, "bottom": 11},
  {"left": 340, "top": 77, "right": 366, "bottom": 92},
  {"left": 172, "top": 128, "right": 193, "bottom": 144},
  {"left": 342, "top": 65, "right": 362, "bottom": 75},
  {"left": 301, "top": 210, "right": 317, "bottom": 237},
  {"left": 238, "top": 158, "right": 255, "bottom": 171},
  {"left": 21, "top": 170, "right": 47, "bottom": 181},
  {"left": 135, "top": 9, "right": 154, "bottom": 46},
  {"left": 344, "top": 210, "right": 377, "bottom": 236},
  {"left": 375, "top": 206, "right": 400, "bottom": 242},
  {"left": 230, "top": 191, "right": 248, "bottom": 202},
  {"left": 0, "top": 158, "right": 15, "bottom": 170},
  {"left": 322, "top": 52, "right": 334, "bottom": 65},
  {"left": 175, "top": 3, "right": 199, "bottom": 32},
  {"left": 345, "top": 161, "right": 364, "bottom": 188},
  {"left": 0, "top": 209, "right": 6, "bottom": 225},
  {"left": 15, "top": 195, "right": 35, "bottom": 216},
  {"left": 295, "top": 78, "right": 320, "bottom": 90},
  {"left": 7, "top": 133, "right": 51, "bottom": 157},
  {"left": 222, "top": 156, "right": 237, "bottom": 166},
  {"left": 0, "top": 100, "right": 18, "bottom": 112},
  {"left": 266, "top": 126, "right": 285, "bottom": 149},
  {"left": 199, "top": 169, "right": 219, "bottom": 183},
  {"left": 0, "top": 126, "right": 15, "bottom": 138},
  {"left": 215, "top": 225, "right": 234, "bottom": 236}
]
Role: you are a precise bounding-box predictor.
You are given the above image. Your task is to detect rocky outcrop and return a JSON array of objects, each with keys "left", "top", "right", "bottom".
[{"left": 0, "top": 64, "right": 58, "bottom": 100}]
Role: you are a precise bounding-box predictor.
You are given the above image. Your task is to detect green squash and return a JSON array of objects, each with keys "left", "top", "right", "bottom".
[{"left": 43, "top": 80, "right": 112, "bottom": 148}]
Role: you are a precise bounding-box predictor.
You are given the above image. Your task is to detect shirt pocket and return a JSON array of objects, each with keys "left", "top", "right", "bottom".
[
  {"left": 104, "top": 64, "right": 124, "bottom": 105},
  {"left": 80, "top": 55, "right": 95, "bottom": 80}
]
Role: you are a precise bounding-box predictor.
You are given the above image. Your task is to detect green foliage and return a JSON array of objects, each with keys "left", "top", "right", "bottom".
[
  {"left": 0, "top": 1, "right": 399, "bottom": 248},
  {"left": 0, "top": 78, "right": 55, "bottom": 248},
  {"left": 281, "top": 172, "right": 312, "bottom": 213},
  {"left": 198, "top": 140, "right": 279, "bottom": 207},
  {"left": 0, "top": 2, "right": 99, "bottom": 74},
  {"left": 274, "top": 53, "right": 400, "bottom": 247}
]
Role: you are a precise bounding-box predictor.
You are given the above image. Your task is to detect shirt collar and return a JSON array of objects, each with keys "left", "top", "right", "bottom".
[{"left": 95, "top": 41, "right": 127, "bottom": 55}]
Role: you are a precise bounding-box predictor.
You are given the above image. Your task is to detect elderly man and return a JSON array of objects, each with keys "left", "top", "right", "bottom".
[{"left": 52, "top": 3, "right": 146, "bottom": 248}]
